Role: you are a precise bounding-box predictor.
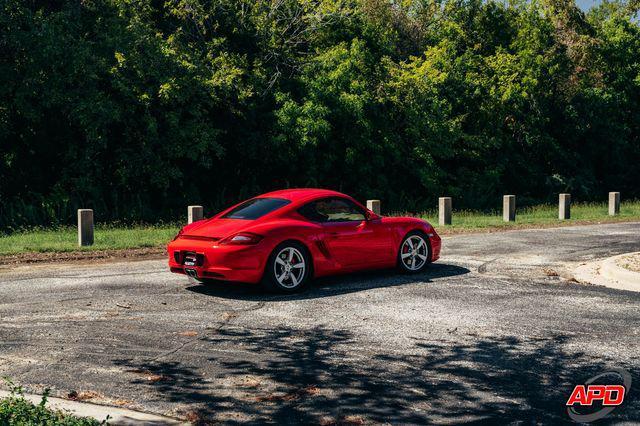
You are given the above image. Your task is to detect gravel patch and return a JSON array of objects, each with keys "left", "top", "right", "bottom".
[{"left": 617, "top": 252, "right": 640, "bottom": 273}]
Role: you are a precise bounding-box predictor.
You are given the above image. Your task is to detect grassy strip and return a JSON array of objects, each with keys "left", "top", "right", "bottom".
[
  {"left": 0, "top": 201, "right": 639, "bottom": 256},
  {"left": 410, "top": 200, "right": 640, "bottom": 231},
  {"left": 0, "top": 224, "right": 179, "bottom": 255},
  {"left": 0, "top": 380, "right": 105, "bottom": 425}
]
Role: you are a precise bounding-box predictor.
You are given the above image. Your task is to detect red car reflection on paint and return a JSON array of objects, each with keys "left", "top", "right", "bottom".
[{"left": 168, "top": 188, "right": 441, "bottom": 293}]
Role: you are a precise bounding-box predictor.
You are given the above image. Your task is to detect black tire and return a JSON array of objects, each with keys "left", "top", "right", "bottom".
[
  {"left": 397, "top": 231, "right": 431, "bottom": 274},
  {"left": 262, "top": 241, "right": 312, "bottom": 293}
]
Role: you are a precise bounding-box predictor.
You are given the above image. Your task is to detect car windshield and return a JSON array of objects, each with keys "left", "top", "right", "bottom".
[{"left": 222, "top": 197, "right": 290, "bottom": 220}]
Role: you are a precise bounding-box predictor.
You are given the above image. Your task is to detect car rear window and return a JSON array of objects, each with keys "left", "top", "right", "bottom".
[{"left": 222, "top": 197, "right": 290, "bottom": 220}]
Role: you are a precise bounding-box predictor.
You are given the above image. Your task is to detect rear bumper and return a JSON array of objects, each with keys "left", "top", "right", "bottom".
[{"left": 167, "top": 238, "right": 268, "bottom": 284}]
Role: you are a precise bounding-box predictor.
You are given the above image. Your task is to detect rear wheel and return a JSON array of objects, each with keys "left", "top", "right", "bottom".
[
  {"left": 397, "top": 231, "right": 430, "bottom": 273},
  {"left": 262, "top": 242, "right": 311, "bottom": 293}
]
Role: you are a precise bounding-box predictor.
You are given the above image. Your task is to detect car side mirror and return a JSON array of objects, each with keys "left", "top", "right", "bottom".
[{"left": 365, "top": 210, "right": 377, "bottom": 221}]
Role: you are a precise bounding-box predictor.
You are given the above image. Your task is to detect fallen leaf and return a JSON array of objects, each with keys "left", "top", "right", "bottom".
[
  {"left": 319, "top": 417, "right": 335, "bottom": 426},
  {"left": 76, "top": 391, "right": 102, "bottom": 401},
  {"left": 222, "top": 312, "right": 238, "bottom": 321},
  {"left": 319, "top": 415, "right": 366, "bottom": 426},
  {"left": 128, "top": 368, "right": 168, "bottom": 383},
  {"left": 256, "top": 385, "right": 321, "bottom": 402},
  {"left": 241, "top": 378, "right": 262, "bottom": 388},
  {"left": 342, "top": 415, "right": 366, "bottom": 425},
  {"left": 184, "top": 411, "right": 202, "bottom": 423}
]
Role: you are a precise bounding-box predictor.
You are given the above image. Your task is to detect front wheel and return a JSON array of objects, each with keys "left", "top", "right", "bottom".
[
  {"left": 397, "top": 231, "right": 431, "bottom": 273},
  {"left": 262, "top": 242, "right": 311, "bottom": 293}
]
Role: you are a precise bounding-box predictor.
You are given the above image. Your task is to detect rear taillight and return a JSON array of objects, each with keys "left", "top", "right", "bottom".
[{"left": 219, "top": 232, "right": 263, "bottom": 245}]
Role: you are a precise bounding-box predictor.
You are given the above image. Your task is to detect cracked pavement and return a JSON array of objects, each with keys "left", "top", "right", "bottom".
[{"left": 0, "top": 222, "right": 639, "bottom": 424}]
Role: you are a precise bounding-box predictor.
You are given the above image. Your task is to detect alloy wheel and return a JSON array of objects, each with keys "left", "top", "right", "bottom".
[
  {"left": 274, "top": 247, "right": 306, "bottom": 288},
  {"left": 400, "top": 235, "right": 428, "bottom": 271}
]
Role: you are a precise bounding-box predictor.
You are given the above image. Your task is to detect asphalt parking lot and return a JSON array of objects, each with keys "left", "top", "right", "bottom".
[{"left": 1, "top": 222, "right": 639, "bottom": 424}]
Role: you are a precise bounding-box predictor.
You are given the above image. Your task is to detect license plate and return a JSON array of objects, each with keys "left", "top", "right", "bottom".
[{"left": 183, "top": 253, "right": 197, "bottom": 266}]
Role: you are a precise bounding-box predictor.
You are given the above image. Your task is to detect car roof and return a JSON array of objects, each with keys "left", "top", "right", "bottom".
[{"left": 258, "top": 188, "right": 348, "bottom": 203}]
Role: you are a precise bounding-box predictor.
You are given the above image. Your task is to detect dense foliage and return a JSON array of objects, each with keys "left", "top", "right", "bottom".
[{"left": 1, "top": 0, "right": 639, "bottom": 228}]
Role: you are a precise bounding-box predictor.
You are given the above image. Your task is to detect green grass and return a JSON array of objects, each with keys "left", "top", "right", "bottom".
[
  {"left": 1, "top": 201, "right": 639, "bottom": 256},
  {"left": 0, "top": 379, "right": 106, "bottom": 425},
  {"left": 415, "top": 200, "right": 640, "bottom": 231},
  {"left": 0, "top": 224, "right": 179, "bottom": 255}
]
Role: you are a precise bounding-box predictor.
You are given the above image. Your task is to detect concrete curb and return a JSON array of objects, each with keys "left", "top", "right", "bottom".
[
  {"left": 600, "top": 252, "right": 640, "bottom": 291},
  {"left": 574, "top": 252, "right": 640, "bottom": 292},
  {"left": 0, "top": 390, "right": 188, "bottom": 425}
]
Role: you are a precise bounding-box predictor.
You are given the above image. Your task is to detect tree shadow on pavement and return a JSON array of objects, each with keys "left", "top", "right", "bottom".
[
  {"left": 184, "top": 262, "right": 470, "bottom": 301},
  {"left": 112, "top": 327, "right": 638, "bottom": 424}
]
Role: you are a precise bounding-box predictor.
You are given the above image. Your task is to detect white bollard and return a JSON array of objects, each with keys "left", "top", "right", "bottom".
[
  {"left": 188, "top": 205, "right": 204, "bottom": 224},
  {"left": 609, "top": 192, "right": 620, "bottom": 216},
  {"left": 366, "top": 200, "right": 381, "bottom": 216},
  {"left": 503, "top": 195, "right": 516, "bottom": 222},
  {"left": 439, "top": 197, "right": 452, "bottom": 226},
  {"left": 78, "top": 209, "right": 94, "bottom": 246},
  {"left": 559, "top": 194, "right": 571, "bottom": 220}
]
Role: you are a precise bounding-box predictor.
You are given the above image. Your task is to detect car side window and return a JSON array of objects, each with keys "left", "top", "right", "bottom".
[{"left": 298, "top": 198, "right": 366, "bottom": 223}]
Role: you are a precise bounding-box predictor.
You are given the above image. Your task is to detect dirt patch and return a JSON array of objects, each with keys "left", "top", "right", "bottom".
[
  {"left": 617, "top": 253, "right": 640, "bottom": 273},
  {"left": 0, "top": 246, "right": 165, "bottom": 266}
]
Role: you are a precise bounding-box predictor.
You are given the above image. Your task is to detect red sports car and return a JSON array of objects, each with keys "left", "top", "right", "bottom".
[{"left": 168, "top": 189, "right": 441, "bottom": 292}]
